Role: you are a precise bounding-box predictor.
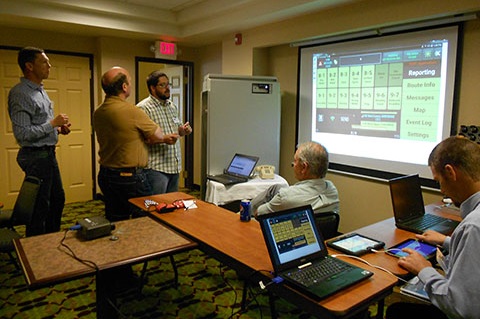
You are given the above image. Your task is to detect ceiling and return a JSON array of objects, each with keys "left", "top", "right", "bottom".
[{"left": 0, "top": 0, "right": 358, "bottom": 46}]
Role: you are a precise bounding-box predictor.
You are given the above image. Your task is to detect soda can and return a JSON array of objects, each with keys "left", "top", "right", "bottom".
[{"left": 240, "top": 199, "right": 251, "bottom": 222}]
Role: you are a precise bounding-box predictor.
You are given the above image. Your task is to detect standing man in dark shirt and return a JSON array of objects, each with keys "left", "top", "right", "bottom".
[{"left": 8, "top": 47, "right": 71, "bottom": 236}]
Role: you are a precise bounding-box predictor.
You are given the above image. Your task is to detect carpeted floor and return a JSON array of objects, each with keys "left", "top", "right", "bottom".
[{"left": 0, "top": 190, "right": 413, "bottom": 318}]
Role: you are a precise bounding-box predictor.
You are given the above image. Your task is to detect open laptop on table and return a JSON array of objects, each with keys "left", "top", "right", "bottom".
[
  {"left": 257, "top": 205, "right": 373, "bottom": 301},
  {"left": 389, "top": 174, "right": 459, "bottom": 235},
  {"left": 207, "top": 153, "right": 259, "bottom": 185}
]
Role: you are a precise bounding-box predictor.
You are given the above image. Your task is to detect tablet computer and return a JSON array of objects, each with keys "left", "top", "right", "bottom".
[
  {"left": 386, "top": 239, "right": 437, "bottom": 260},
  {"left": 326, "top": 233, "right": 385, "bottom": 256}
]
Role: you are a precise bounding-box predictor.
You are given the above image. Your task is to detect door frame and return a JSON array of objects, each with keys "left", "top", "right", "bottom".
[
  {"left": 47, "top": 49, "right": 96, "bottom": 198},
  {"left": 0, "top": 45, "right": 96, "bottom": 200},
  {"left": 134, "top": 57, "right": 194, "bottom": 189}
]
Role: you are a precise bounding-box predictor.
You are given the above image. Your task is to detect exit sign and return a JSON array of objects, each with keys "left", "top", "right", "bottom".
[{"left": 155, "top": 41, "right": 177, "bottom": 60}]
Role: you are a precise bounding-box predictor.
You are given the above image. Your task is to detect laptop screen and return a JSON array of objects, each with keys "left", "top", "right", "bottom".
[
  {"left": 259, "top": 205, "right": 326, "bottom": 272},
  {"left": 389, "top": 174, "right": 425, "bottom": 221},
  {"left": 225, "top": 154, "right": 259, "bottom": 177}
]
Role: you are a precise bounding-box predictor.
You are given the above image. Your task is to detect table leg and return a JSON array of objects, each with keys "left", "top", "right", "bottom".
[
  {"left": 170, "top": 255, "right": 178, "bottom": 288},
  {"left": 268, "top": 290, "right": 278, "bottom": 319},
  {"left": 376, "top": 298, "right": 385, "bottom": 319},
  {"left": 241, "top": 279, "right": 249, "bottom": 311},
  {"left": 96, "top": 271, "right": 118, "bottom": 319}
]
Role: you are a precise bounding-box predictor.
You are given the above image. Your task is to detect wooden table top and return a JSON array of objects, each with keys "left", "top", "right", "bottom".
[{"left": 129, "top": 192, "right": 399, "bottom": 317}]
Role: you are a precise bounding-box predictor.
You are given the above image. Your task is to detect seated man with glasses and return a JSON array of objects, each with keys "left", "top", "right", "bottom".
[{"left": 251, "top": 141, "right": 339, "bottom": 218}]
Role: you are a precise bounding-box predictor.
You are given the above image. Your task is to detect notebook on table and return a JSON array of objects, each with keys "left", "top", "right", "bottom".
[
  {"left": 389, "top": 174, "right": 459, "bottom": 235},
  {"left": 207, "top": 153, "right": 259, "bottom": 185},
  {"left": 257, "top": 205, "right": 373, "bottom": 301}
]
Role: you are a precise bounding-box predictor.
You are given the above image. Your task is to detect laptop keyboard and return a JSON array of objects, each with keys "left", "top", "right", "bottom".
[
  {"left": 207, "top": 174, "right": 246, "bottom": 185},
  {"left": 287, "top": 257, "right": 351, "bottom": 287},
  {"left": 410, "top": 214, "right": 446, "bottom": 230}
]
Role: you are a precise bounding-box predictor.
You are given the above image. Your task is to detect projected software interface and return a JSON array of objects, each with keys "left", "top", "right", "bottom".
[{"left": 312, "top": 39, "right": 448, "bottom": 142}]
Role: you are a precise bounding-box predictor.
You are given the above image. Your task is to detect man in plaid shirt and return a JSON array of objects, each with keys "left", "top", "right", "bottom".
[{"left": 137, "top": 71, "right": 192, "bottom": 194}]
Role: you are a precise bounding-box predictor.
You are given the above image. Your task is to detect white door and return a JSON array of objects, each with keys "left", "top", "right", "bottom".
[{"left": 0, "top": 49, "right": 92, "bottom": 207}]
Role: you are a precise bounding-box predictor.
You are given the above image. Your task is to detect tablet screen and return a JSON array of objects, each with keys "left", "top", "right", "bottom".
[
  {"left": 387, "top": 239, "right": 437, "bottom": 259},
  {"left": 327, "top": 233, "right": 385, "bottom": 256}
]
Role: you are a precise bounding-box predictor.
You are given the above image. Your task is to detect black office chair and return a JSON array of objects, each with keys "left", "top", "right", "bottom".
[
  {"left": 0, "top": 176, "right": 41, "bottom": 268},
  {"left": 314, "top": 212, "right": 340, "bottom": 240}
]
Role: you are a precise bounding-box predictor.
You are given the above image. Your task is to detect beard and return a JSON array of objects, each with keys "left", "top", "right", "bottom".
[{"left": 157, "top": 90, "right": 170, "bottom": 101}]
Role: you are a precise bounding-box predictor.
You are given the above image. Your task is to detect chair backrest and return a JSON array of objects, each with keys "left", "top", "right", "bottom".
[
  {"left": 11, "top": 176, "right": 42, "bottom": 226},
  {"left": 314, "top": 212, "right": 340, "bottom": 240}
]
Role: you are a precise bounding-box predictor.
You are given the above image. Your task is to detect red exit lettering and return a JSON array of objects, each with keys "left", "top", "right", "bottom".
[{"left": 160, "top": 42, "right": 175, "bottom": 55}]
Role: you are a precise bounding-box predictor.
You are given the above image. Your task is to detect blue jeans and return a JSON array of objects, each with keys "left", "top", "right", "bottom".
[
  {"left": 146, "top": 169, "right": 179, "bottom": 194},
  {"left": 17, "top": 146, "right": 65, "bottom": 236},
  {"left": 98, "top": 167, "right": 152, "bottom": 221}
]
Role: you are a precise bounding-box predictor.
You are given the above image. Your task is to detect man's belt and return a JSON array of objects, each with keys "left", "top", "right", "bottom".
[
  {"left": 100, "top": 166, "right": 145, "bottom": 176},
  {"left": 22, "top": 145, "right": 56, "bottom": 151}
]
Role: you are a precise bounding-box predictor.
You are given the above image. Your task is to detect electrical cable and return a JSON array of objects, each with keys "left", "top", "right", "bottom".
[
  {"left": 217, "top": 263, "right": 239, "bottom": 319},
  {"left": 106, "top": 297, "right": 128, "bottom": 319},
  {"left": 226, "top": 268, "right": 276, "bottom": 319},
  {"left": 58, "top": 229, "right": 99, "bottom": 271},
  {"left": 259, "top": 276, "right": 283, "bottom": 289},
  {"left": 247, "top": 282, "right": 263, "bottom": 319},
  {"left": 226, "top": 268, "right": 254, "bottom": 319},
  {"left": 330, "top": 252, "right": 409, "bottom": 283},
  {"left": 57, "top": 229, "right": 133, "bottom": 318}
]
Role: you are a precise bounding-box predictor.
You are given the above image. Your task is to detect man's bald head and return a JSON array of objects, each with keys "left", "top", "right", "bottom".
[{"left": 101, "top": 66, "right": 131, "bottom": 98}]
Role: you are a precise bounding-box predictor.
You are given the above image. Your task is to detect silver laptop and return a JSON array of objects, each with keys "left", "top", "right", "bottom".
[
  {"left": 389, "top": 174, "right": 459, "bottom": 235},
  {"left": 207, "top": 153, "right": 259, "bottom": 185},
  {"left": 257, "top": 205, "right": 373, "bottom": 301}
]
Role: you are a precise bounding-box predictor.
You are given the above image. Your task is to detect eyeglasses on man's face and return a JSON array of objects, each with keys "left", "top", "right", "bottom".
[{"left": 157, "top": 82, "right": 172, "bottom": 88}]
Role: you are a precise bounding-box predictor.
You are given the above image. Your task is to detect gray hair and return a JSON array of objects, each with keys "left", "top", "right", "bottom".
[{"left": 297, "top": 141, "right": 329, "bottom": 178}]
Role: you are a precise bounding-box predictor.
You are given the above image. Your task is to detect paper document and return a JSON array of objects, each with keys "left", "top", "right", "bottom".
[{"left": 183, "top": 200, "right": 197, "bottom": 210}]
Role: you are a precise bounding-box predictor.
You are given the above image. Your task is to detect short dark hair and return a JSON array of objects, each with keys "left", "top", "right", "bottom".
[
  {"left": 18, "top": 47, "right": 44, "bottom": 73},
  {"left": 101, "top": 72, "right": 128, "bottom": 96},
  {"left": 429, "top": 136, "right": 480, "bottom": 181},
  {"left": 146, "top": 71, "right": 168, "bottom": 93}
]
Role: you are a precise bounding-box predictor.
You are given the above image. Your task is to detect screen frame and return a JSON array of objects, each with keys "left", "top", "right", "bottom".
[
  {"left": 327, "top": 233, "right": 385, "bottom": 256},
  {"left": 257, "top": 205, "right": 327, "bottom": 272},
  {"left": 295, "top": 23, "right": 464, "bottom": 188}
]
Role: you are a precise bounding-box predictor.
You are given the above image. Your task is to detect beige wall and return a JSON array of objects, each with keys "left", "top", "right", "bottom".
[
  {"left": 0, "top": 29, "right": 199, "bottom": 194},
  {"left": 218, "top": 0, "right": 480, "bottom": 232},
  {"left": 180, "top": 43, "right": 223, "bottom": 184},
  {"left": 1, "top": 0, "right": 479, "bottom": 232}
]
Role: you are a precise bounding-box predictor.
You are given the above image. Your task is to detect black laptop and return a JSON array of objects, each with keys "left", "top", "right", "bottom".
[
  {"left": 257, "top": 205, "right": 373, "bottom": 301},
  {"left": 389, "top": 174, "right": 459, "bottom": 235},
  {"left": 207, "top": 153, "right": 259, "bottom": 185}
]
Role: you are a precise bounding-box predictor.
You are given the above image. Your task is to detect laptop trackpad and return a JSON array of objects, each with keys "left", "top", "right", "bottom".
[{"left": 430, "top": 220, "right": 458, "bottom": 235}]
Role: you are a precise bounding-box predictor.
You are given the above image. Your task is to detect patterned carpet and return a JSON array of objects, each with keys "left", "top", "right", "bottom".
[{"left": 0, "top": 191, "right": 409, "bottom": 318}]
